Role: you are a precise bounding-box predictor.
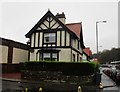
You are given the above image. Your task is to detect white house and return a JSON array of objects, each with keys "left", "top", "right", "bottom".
[{"left": 25, "top": 10, "right": 85, "bottom": 62}]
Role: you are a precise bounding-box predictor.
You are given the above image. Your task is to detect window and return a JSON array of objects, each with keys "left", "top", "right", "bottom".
[
  {"left": 39, "top": 52, "right": 42, "bottom": 60},
  {"left": 43, "top": 53, "right": 51, "bottom": 61},
  {"left": 43, "top": 52, "right": 58, "bottom": 61},
  {"left": 44, "top": 33, "right": 56, "bottom": 43},
  {"left": 52, "top": 53, "right": 57, "bottom": 61}
]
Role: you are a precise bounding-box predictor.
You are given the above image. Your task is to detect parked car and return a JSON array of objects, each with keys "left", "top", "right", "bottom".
[
  {"left": 114, "top": 70, "right": 120, "bottom": 84},
  {"left": 110, "top": 65, "right": 117, "bottom": 79},
  {"left": 115, "top": 70, "right": 120, "bottom": 84},
  {"left": 103, "top": 64, "right": 120, "bottom": 84},
  {"left": 101, "top": 64, "right": 112, "bottom": 68},
  {"left": 102, "top": 65, "right": 117, "bottom": 79},
  {"left": 102, "top": 68, "right": 112, "bottom": 77}
]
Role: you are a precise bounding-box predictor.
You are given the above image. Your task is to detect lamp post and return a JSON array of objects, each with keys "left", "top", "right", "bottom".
[{"left": 96, "top": 21, "right": 107, "bottom": 55}]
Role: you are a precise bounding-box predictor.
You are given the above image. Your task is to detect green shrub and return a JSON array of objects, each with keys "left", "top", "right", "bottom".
[{"left": 20, "top": 61, "right": 99, "bottom": 76}]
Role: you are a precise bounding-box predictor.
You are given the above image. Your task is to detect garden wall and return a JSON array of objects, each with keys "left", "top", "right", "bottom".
[
  {"left": 20, "top": 61, "right": 99, "bottom": 85},
  {"left": 2, "top": 63, "right": 20, "bottom": 73}
]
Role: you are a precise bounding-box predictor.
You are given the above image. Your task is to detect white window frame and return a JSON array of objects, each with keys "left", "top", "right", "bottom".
[{"left": 44, "top": 33, "right": 56, "bottom": 43}]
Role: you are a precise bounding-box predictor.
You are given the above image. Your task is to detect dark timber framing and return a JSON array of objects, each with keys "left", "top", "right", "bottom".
[
  {"left": 60, "top": 30, "right": 62, "bottom": 46},
  {"left": 1, "top": 37, "right": 29, "bottom": 50},
  {"left": 56, "top": 31, "right": 57, "bottom": 46},
  {"left": 30, "top": 35, "right": 32, "bottom": 47},
  {"left": 8, "top": 46, "right": 13, "bottom": 64},
  {"left": 25, "top": 10, "right": 85, "bottom": 62},
  {"left": 50, "top": 21, "right": 57, "bottom": 29},
  {"left": 38, "top": 32, "right": 40, "bottom": 47},
  {"left": 31, "top": 46, "right": 82, "bottom": 55},
  {"left": 78, "top": 40, "right": 80, "bottom": 50},
  {"left": 0, "top": 37, "right": 29, "bottom": 63},
  {"left": 64, "top": 31, "right": 66, "bottom": 46},
  {"left": 70, "top": 34, "right": 71, "bottom": 46},
  {"left": 42, "top": 22, "right": 49, "bottom": 29},
  {"left": 25, "top": 10, "right": 78, "bottom": 39},
  {"left": 28, "top": 50, "right": 30, "bottom": 61}
]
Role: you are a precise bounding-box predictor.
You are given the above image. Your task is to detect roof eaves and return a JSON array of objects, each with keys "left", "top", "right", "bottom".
[
  {"left": 25, "top": 10, "right": 52, "bottom": 38},
  {"left": 25, "top": 11, "right": 79, "bottom": 39}
]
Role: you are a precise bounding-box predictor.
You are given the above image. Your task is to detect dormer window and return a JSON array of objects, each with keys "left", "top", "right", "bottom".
[{"left": 44, "top": 33, "right": 56, "bottom": 43}]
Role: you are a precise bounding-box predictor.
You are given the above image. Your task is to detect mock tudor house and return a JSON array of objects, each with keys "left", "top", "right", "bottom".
[{"left": 25, "top": 10, "right": 85, "bottom": 62}]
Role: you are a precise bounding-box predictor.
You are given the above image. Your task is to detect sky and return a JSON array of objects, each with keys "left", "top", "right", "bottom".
[{"left": 0, "top": 0, "right": 119, "bottom": 53}]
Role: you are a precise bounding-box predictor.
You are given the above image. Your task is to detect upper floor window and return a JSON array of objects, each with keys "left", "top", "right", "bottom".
[{"left": 44, "top": 33, "right": 56, "bottom": 43}]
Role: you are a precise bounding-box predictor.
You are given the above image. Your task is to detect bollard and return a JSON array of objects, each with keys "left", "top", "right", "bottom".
[
  {"left": 78, "top": 86, "right": 82, "bottom": 92},
  {"left": 99, "top": 82, "right": 103, "bottom": 89},
  {"left": 38, "top": 87, "right": 42, "bottom": 92},
  {"left": 25, "top": 88, "right": 28, "bottom": 92}
]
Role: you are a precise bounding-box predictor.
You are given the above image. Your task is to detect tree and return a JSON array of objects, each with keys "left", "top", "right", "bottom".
[{"left": 93, "top": 48, "right": 120, "bottom": 64}]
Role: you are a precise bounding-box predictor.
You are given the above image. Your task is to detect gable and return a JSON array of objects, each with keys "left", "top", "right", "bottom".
[
  {"left": 36, "top": 16, "right": 61, "bottom": 30},
  {"left": 25, "top": 10, "right": 77, "bottom": 38}
]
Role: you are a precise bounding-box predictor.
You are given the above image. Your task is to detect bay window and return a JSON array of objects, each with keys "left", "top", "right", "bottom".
[{"left": 43, "top": 52, "right": 58, "bottom": 61}]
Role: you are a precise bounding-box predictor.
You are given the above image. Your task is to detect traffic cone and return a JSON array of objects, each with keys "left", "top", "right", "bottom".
[
  {"left": 78, "top": 86, "right": 82, "bottom": 92},
  {"left": 99, "top": 82, "right": 103, "bottom": 89}
]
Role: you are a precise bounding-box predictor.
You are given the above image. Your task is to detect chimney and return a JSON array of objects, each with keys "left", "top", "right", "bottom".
[{"left": 56, "top": 12, "right": 66, "bottom": 24}]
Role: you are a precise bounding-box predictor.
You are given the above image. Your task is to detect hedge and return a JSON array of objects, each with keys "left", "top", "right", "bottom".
[{"left": 20, "top": 61, "right": 99, "bottom": 76}]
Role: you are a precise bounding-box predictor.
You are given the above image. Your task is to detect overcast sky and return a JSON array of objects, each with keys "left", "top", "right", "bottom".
[{"left": 0, "top": 0, "right": 119, "bottom": 53}]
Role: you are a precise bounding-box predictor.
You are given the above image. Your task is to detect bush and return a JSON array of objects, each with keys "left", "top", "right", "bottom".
[{"left": 20, "top": 61, "right": 99, "bottom": 76}]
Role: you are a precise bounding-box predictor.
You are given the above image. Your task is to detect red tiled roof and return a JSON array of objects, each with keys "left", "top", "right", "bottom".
[
  {"left": 66, "top": 23, "right": 82, "bottom": 38},
  {"left": 83, "top": 48, "right": 92, "bottom": 56}
]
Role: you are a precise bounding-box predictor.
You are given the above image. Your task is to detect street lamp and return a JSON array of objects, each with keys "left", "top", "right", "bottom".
[{"left": 96, "top": 21, "right": 107, "bottom": 55}]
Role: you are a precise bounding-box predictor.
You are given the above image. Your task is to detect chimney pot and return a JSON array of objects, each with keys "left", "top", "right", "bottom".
[{"left": 55, "top": 12, "right": 66, "bottom": 24}]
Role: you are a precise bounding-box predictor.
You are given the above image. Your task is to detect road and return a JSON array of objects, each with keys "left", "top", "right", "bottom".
[{"left": 2, "top": 80, "right": 41, "bottom": 92}]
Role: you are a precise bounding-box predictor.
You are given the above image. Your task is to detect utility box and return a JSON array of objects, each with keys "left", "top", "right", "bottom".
[{"left": 95, "top": 73, "right": 102, "bottom": 84}]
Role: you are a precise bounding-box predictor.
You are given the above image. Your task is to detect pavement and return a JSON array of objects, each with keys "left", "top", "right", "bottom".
[
  {"left": 0, "top": 73, "right": 22, "bottom": 82},
  {"left": 1, "top": 73, "right": 21, "bottom": 79},
  {"left": 1, "top": 71, "right": 120, "bottom": 92},
  {"left": 101, "top": 70, "right": 120, "bottom": 92},
  {"left": 101, "top": 72, "right": 116, "bottom": 88}
]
